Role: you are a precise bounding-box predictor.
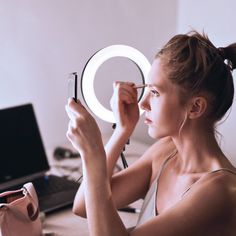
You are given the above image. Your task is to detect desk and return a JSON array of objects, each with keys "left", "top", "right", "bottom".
[
  {"left": 43, "top": 137, "right": 148, "bottom": 236},
  {"left": 43, "top": 204, "right": 140, "bottom": 236}
]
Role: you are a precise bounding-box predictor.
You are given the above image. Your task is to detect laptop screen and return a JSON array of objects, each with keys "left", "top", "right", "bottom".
[{"left": 0, "top": 103, "right": 49, "bottom": 185}]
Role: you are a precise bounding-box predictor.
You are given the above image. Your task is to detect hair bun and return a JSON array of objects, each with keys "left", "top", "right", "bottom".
[
  {"left": 218, "top": 46, "right": 236, "bottom": 70},
  {"left": 217, "top": 47, "right": 226, "bottom": 60}
]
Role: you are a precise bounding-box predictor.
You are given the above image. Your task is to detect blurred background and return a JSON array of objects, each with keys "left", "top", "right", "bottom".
[{"left": 0, "top": 0, "right": 236, "bottom": 163}]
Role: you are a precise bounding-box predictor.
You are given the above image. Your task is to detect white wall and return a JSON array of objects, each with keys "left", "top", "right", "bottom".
[
  {"left": 177, "top": 0, "right": 236, "bottom": 164},
  {"left": 1, "top": 0, "right": 235, "bottom": 164},
  {"left": 0, "top": 0, "right": 177, "bottom": 149}
]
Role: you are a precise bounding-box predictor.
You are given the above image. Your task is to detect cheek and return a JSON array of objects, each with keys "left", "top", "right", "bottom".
[
  {"left": 150, "top": 99, "right": 184, "bottom": 129},
  {"left": 150, "top": 99, "right": 169, "bottom": 122}
]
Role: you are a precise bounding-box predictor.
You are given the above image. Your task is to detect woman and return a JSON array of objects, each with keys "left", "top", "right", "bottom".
[{"left": 66, "top": 31, "right": 236, "bottom": 235}]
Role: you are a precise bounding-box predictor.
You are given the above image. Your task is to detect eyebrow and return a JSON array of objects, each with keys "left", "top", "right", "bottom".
[
  {"left": 133, "top": 83, "right": 165, "bottom": 91},
  {"left": 148, "top": 83, "right": 165, "bottom": 91}
]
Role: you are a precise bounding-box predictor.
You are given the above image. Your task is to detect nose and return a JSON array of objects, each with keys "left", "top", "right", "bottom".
[{"left": 140, "top": 92, "right": 151, "bottom": 111}]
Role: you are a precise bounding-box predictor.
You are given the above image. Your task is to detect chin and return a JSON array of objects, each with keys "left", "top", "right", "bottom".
[{"left": 148, "top": 128, "right": 167, "bottom": 139}]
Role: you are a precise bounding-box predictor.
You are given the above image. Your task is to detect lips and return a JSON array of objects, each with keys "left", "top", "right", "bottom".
[{"left": 144, "top": 116, "right": 152, "bottom": 124}]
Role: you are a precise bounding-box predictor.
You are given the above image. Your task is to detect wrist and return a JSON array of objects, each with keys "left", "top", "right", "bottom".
[
  {"left": 81, "top": 152, "right": 107, "bottom": 177},
  {"left": 81, "top": 145, "right": 105, "bottom": 159},
  {"left": 113, "top": 125, "right": 134, "bottom": 137}
]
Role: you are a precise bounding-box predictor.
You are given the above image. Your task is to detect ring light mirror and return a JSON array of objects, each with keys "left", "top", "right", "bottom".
[{"left": 81, "top": 45, "right": 151, "bottom": 123}]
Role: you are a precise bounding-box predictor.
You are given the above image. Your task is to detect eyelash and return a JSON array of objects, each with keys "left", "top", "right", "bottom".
[{"left": 150, "top": 89, "right": 159, "bottom": 97}]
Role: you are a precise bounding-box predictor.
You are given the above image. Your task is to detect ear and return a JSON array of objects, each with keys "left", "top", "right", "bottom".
[{"left": 187, "top": 96, "right": 207, "bottom": 119}]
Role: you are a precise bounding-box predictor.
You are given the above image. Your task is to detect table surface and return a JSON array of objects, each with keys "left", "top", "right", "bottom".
[
  {"left": 43, "top": 137, "right": 148, "bottom": 236},
  {"left": 43, "top": 204, "right": 141, "bottom": 236}
]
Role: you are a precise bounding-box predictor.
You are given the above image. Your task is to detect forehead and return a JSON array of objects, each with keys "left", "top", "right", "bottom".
[{"left": 148, "top": 58, "right": 175, "bottom": 92}]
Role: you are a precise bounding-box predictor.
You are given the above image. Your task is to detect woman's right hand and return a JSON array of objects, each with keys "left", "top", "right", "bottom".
[{"left": 110, "top": 81, "right": 139, "bottom": 135}]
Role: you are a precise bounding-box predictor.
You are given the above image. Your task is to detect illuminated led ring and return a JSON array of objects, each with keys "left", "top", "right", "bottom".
[{"left": 81, "top": 45, "right": 151, "bottom": 123}]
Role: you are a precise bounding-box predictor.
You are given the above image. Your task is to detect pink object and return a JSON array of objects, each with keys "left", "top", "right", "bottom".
[{"left": 0, "top": 182, "right": 42, "bottom": 236}]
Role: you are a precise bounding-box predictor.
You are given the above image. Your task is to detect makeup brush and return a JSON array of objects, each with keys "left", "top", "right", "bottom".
[{"left": 133, "top": 84, "right": 147, "bottom": 89}]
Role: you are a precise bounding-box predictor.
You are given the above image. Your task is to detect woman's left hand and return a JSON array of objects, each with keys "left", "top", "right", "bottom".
[{"left": 65, "top": 98, "right": 105, "bottom": 158}]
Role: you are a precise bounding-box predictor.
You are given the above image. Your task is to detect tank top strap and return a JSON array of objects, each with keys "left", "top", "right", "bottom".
[
  {"left": 136, "top": 149, "right": 178, "bottom": 226},
  {"left": 155, "top": 149, "right": 178, "bottom": 182},
  {"left": 181, "top": 168, "right": 236, "bottom": 198}
]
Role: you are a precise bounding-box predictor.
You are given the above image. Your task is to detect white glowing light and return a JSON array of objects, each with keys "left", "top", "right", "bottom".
[{"left": 81, "top": 45, "right": 151, "bottom": 123}]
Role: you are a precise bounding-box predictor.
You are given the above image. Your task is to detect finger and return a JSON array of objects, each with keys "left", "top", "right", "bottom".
[
  {"left": 112, "top": 83, "right": 137, "bottom": 102},
  {"left": 118, "top": 91, "right": 135, "bottom": 104},
  {"left": 111, "top": 87, "right": 137, "bottom": 107},
  {"left": 113, "top": 81, "right": 135, "bottom": 90},
  {"left": 67, "top": 97, "right": 86, "bottom": 110},
  {"left": 118, "top": 87, "right": 138, "bottom": 103},
  {"left": 66, "top": 105, "right": 88, "bottom": 133},
  {"left": 67, "top": 98, "right": 87, "bottom": 116},
  {"left": 68, "top": 119, "right": 76, "bottom": 130},
  {"left": 66, "top": 122, "right": 76, "bottom": 144},
  {"left": 65, "top": 105, "right": 77, "bottom": 122}
]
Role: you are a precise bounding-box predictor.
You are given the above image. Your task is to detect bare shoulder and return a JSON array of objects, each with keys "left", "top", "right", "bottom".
[
  {"left": 131, "top": 171, "right": 236, "bottom": 236},
  {"left": 206, "top": 169, "right": 236, "bottom": 202},
  {"left": 193, "top": 169, "right": 236, "bottom": 200},
  {"left": 183, "top": 169, "right": 236, "bottom": 222}
]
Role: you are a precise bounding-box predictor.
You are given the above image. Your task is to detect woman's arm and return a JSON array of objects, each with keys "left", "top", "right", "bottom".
[
  {"left": 72, "top": 128, "right": 133, "bottom": 217},
  {"left": 72, "top": 130, "right": 152, "bottom": 217},
  {"left": 66, "top": 98, "right": 131, "bottom": 235},
  {"left": 82, "top": 150, "right": 129, "bottom": 236},
  {"left": 69, "top": 82, "right": 150, "bottom": 218}
]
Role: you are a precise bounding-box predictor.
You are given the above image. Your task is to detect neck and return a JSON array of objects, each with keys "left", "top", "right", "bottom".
[{"left": 171, "top": 125, "right": 229, "bottom": 174}]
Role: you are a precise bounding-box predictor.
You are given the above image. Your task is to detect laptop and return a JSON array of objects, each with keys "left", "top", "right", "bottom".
[{"left": 0, "top": 103, "right": 80, "bottom": 213}]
